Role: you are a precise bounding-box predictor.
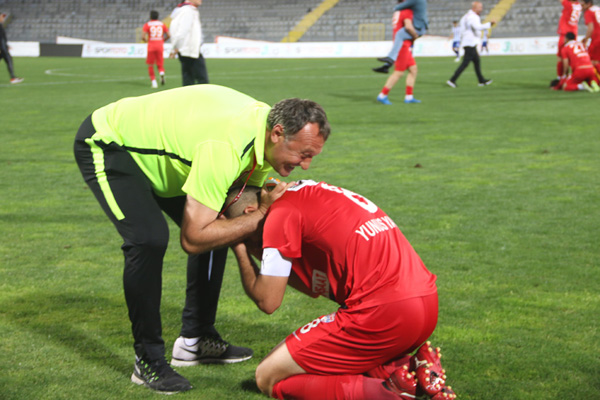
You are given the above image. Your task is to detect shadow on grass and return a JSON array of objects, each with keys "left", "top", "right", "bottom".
[
  {"left": 241, "top": 378, "right": 262, "bottom": 394},
  {"left": 1, "top": 290, "right": 134, "bottom": 376}
]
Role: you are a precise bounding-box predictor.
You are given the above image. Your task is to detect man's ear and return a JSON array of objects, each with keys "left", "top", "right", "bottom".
[
  {"left": 270, "top": 124, "right": 284, "bottom": 143},
  {"left": 244, "top": 205, "right": 259, "bottom": 214}
]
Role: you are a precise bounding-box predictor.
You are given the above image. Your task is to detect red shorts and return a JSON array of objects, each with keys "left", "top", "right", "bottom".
[
  {"left": 563, "top": 66, "right": 596, "bottom": 90},
  {"left": 285, "top": 293, "right": 438, "bottom": 375},
  {"left": 588, "top": 40, "right": 600, "bottom": 62},
  {"left": 394, "top": 41, "right": 416, "bottom": 72},
  {"left": 146, "top": 49, "right": 164, "bottom": 66}
]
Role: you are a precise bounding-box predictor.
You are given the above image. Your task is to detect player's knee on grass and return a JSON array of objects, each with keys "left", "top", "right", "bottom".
[{"left": 255, "top": 363, "right": 276, "bottom": 396}]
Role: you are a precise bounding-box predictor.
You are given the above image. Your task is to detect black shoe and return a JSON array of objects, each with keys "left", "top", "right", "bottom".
[
  {"left": 373, "top": 65, "right": 391, "bottom": 74},
  {"left": 549, "top": 78, "right": 560, "bottom": 88},
  {"left": 160, "top": 75, "right": 165, "bottom": 86},
  {"left": 131, "top": 357, "right": 192, "bottom": 394},
  {"left": 478, "top": 79, "right": 493, "bottom": 86},
  {"left": 377, "top": 57, "right": 394, "bottom": 65},
  {"left": 171, "top": 335, "right": 254, "bottom": 366}
]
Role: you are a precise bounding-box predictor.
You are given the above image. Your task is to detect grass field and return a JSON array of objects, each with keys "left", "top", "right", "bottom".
[{"left": 1, "top": 54, "right": 598, "bottom": 399}]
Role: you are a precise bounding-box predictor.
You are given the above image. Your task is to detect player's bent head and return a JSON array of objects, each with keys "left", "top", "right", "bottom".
[
  {"left": 223, "top": 186, "right": 261, "bottom": 219},
  {"left": 150, "top": 10, "right": 159, "bottom": 20},
  {"left": 581, "top": 0, "right": 592, "bottom": 6},
  {"left": 565, "top": 32, "right": 576, "bottom": 41},
  {"left": 267, "top": 99, "right": 331, "bottom": 141}
]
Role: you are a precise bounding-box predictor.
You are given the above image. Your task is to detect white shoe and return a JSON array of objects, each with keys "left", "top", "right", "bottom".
[
  {"left": 454, "top": 58, "right": 460, "bottom": 62},
  {"left": 446, "top": 80, "right": 456, "bottom": 88},
  {"left": 10, "top": 77, "right": 24, "bottom": 84},
  {"left": 151, "top": 80, "right": 158, "bottom": 88},
  {"left": 171, "top": 336, "right": 253, "bottom": 367}
]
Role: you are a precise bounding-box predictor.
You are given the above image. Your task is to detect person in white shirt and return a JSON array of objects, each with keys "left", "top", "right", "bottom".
[
  {"left": 169, "top": 0, "right": 208, "bottom": 86},
  {"left": 446, "top": 2, "right": 496, "bottom": 88}
]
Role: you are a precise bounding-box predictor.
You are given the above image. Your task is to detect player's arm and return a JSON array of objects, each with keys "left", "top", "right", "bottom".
[
  {"left": 394, "top": 0, "right": 419, "bottom": 11},
  {"left": 142, "top": 31, "right": 149, "bottom": 42},
  {"left": 404, "top": 18, "right": 419, "bottom": 40},
  {"left": 583, "top": 21, "right": 594, "bottom": 47},
  {"left": 231, "top": 243, "right": 289, "bottom": 314},
  {"left": 180, "top": 183, "right": 291, "bottom": 254}
]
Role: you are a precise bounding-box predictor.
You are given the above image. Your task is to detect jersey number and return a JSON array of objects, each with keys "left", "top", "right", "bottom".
[{"left": 150, "top": 26, "right": 163, "bottom": 39}]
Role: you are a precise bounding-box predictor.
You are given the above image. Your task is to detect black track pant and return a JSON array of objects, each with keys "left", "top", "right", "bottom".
[
  {"left": 179, "top": 54, "right": 209, "bottom": 86},
  {"left": 74, "top": 115, "right": 226, "bottom": 361},
  {"left": 449, "top": 46, "right": 486, "bottom": 84},
  {"left": 0, "top": 42, "right": 16, "bottom": 79}
]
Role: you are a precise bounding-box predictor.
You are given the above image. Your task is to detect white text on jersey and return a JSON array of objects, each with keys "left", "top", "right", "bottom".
[{"left": 355, "top": 216, "right": 398, "bottom": 241}]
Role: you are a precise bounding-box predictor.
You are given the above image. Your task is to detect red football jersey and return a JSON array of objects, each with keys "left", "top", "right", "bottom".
[
  {"left": 262, "top": 180, "right": 437, "bottom": 309},
  {"left": 143, "top": 20, "right": 168, "bottom": 51},
  {"left": 561, "top": 40, "right": 593, "bottom": 68},
  {"left": 392, "top": 9, "right": 414, "bottom": 36},
  {"left": 558, "top": 0, "right": 582, "bottom": 35},
  {"left": 584, "top": 6, "right": 600, "bottom": 42}
]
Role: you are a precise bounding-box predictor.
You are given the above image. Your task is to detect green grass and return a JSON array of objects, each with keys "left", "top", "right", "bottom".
[{"left": 1, "top": 55, "right": 598, "bottom": 399}]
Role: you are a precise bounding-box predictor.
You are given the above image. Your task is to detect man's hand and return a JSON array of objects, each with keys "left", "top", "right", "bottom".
[
  {"left": 258, "top": 181, "right": 295, "bottom": 215},
  {"left": 169, "top": 49, "right": 178, "bottom": 59}
]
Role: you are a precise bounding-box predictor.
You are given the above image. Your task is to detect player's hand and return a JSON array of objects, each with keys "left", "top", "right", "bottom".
[
  {"left": 169, "top": 50, "right": 177, "bottom": 59},
  {"left": 491, "top": 20, "right": 497, "bottom": 26},
  {"left": 258, "top": 180, "right": 294, "bottom": 215}
]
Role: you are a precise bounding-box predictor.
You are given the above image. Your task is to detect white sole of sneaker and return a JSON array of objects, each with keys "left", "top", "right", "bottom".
[
  {"left": 171, "top": 353, "right": 253, "bottom": 367},
  {"left": 131, "top": 372, "right": 185, "bottom": 395}
]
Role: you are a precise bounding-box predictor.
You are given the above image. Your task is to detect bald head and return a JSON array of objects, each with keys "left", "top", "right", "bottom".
[{"left": 472, "top": 1, "right": 484, "bottom": 14}]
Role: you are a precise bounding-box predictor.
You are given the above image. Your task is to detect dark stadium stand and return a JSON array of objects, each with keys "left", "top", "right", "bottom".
[{"left": 0, "top": 0, "right": 585, "bottom": 43}]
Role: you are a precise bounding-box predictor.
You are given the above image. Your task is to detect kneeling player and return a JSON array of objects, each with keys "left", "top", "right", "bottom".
[
  {"left": 226, "top": 180, "right": 456, "bottom": 400},
  {"left": 557, "top": 32, "right": 600, "bottom": 92}
]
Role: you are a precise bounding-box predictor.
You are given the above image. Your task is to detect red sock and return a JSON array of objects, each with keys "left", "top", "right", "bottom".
[
  {"left": 381, "top": 87, "right": 390, "bottom": 96},
  {"left": 556, "top": 60, "right": 564, "bottom": 77},
  {"left": 148, "top": 66, "right": 156, "bottom": 81},
  {"left": 366, "top": 355, "right": 411, "bottom": 380},
  {"left": 405, "top": 86, "right": 414, "bottom": 96},
  {"left": 271, "top": 374, "right": 398, "bottom": 400}
]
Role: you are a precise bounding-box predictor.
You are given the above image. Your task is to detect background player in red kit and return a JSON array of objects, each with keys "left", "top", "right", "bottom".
[
  {"left": 581, "top": 0, "right": 600, "bottom": 75},
  {"left": 555, "top": 0, "right": 582, "bottom": 81},
  {"left": 559, "top": 31, "right": 600, "bottom": 91},
  {"left": 226, "top": 180, "right": 456, "bottom": 400},
  {"left": 142, "top": 10, "right": 169, "bottom": 88},
  {"left": 376, "top": 7, "right": 421, "bottom": 105}
]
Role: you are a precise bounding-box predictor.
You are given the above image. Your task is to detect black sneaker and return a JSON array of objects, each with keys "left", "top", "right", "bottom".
[
  {"left": 171, "top": 335, "right": 253, "bottom": 366},
  {"left": 373, "top": 65, "right": 391, "bottom": 74},
  {"left": 377, "top": 56, "right": 394, "bottom": 65},
  {"left": 160, "top": 74, "right": 165, "bottom": 86},
  {"left": 131, "top": 357, "right": 192, "bottom": 394},
  {"left": 478, "top": 79, "right": 493, "bottom": 86}
]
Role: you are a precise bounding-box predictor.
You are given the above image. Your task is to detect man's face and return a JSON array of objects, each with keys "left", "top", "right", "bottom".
[
  {"left": 266, "top": 122, "right": 325, "bottom": 177},
  {"left": 473, "top": 2, "right": 483, "bottom": 14},
  {"left": 580, "top": 1, "right": 590, "bottom": 10},
  {"left": 0, "top": 14, "right": 6, "bottom": 24}
]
